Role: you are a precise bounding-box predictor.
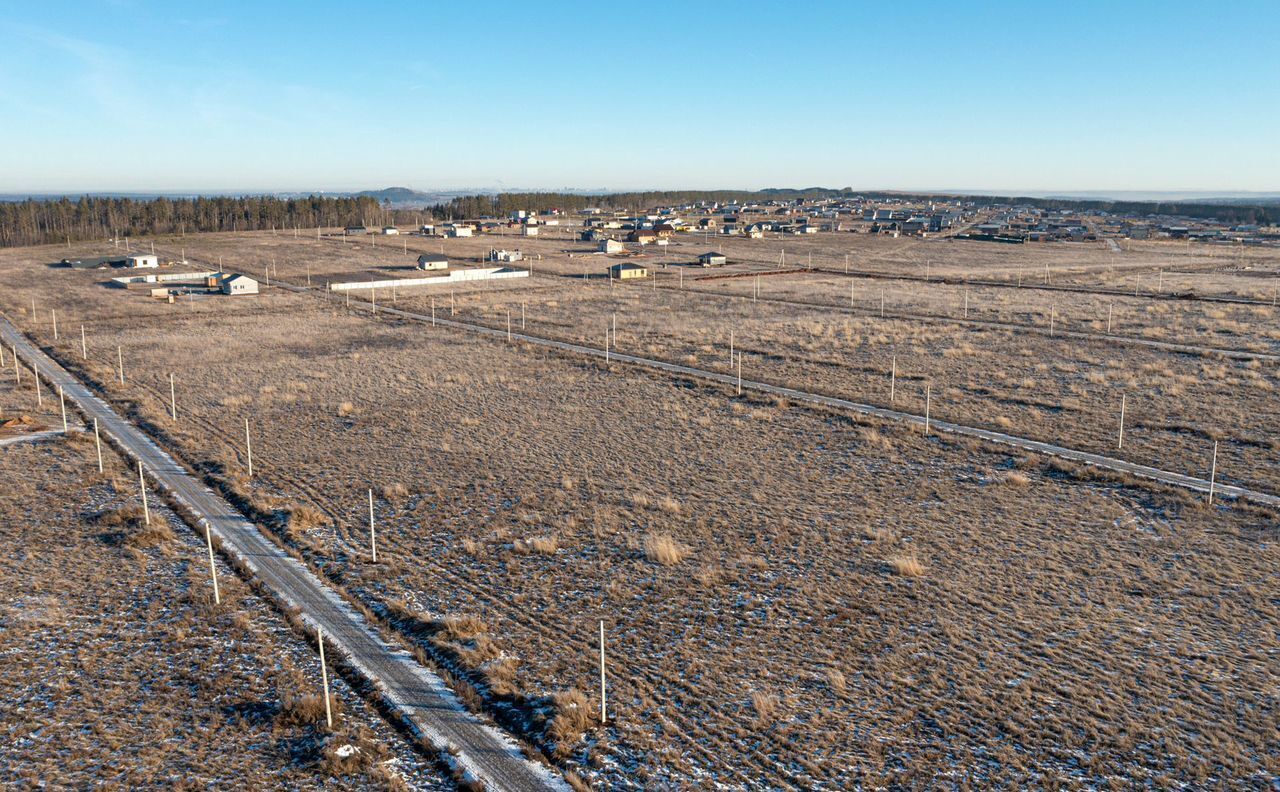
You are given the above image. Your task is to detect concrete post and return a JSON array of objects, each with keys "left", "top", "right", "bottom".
[
  {"left": 138, "top": 461, "right": 150, "bottom": 525},
  {"left": 205, "top": 522, "right": 221, "bottom": 605},
  {"left": 368, "top": 488, "right": 378, "bottom": 563},
  {"left": 599, "top": 620, "right": 607, "bottom": 723},
  {"left": 245, "top": 418, "right": 253, "bottom": 478},
  {"left": 318, "top": 626, "right": 333, "bottom": 728}
]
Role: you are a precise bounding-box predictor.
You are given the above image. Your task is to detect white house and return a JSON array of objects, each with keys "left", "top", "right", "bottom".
[
  {"left": 448, "top": 225, "right": 474, "bottom": 238},
  {"left": 417, "top": 253, "right": 449, "bottom": 271},
  {"left": 523, "top": 225, "right": 539, "bottom": 237},
  {"left": 381, "top": 226, "right": 400, "bottom": 235},
  {"left": 220, "top": 274, "right": 259, "bottom": 295},
  {"left": 126, "top": 253, "right": 159, "bottom": 268},
  {"left": 599, "top": 239, "right": 624, "bottom": 254}
]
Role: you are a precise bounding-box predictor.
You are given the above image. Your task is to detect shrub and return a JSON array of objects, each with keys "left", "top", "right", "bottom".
[
  {"left": 548, "top": 689, "right": 595, "bottom": 750},
  {"left": 287, "top": 504, "right": 329, "bottom": 532},
  {"left": 751, "top": 691, "right": 780, "bottom": 724},
  {"left": 643, "top": 532, "right": 690, "bottom": 565},
  {"left": 515, "top": 535, "right": 558, "bottom": 555},
  {"left": 887, "top": 554, "right": 926, "bottom": 577}
]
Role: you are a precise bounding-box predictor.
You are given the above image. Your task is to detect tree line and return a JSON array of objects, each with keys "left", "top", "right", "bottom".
[{"left": 0, "top": 194, "right": 429, "bottom": 248}]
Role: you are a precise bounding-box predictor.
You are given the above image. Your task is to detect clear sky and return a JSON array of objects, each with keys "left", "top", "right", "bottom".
[{"left": 2, "top": 0, "right": 1277, "bottom": 194}]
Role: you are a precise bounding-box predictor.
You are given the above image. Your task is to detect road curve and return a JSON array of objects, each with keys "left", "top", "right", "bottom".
[
  {"left": 0, "top": 314, "right": 566, "bottom": 792},
  {"left": 291, "top": 284, "right": 1279, "bottom": 509}
]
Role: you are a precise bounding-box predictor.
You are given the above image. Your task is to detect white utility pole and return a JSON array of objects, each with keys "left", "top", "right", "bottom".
[
  {"left": 245, "top": 418, "right": 253, "bottom": 478},
  {"left": 599, "top": 620, "right": 608, "bottom": 723},
  {"left": 368, "top": 488, "right": 378, "bottom": 562},
  {"left": 318, "top": 626, "right": 333, "bottom": 728},
  {"left": 138, "top": 461, "right": 150, "bottom": 525},
  {"left": 205, "top": 522, "right": 221, "bottom": 605},
  {"left": 94, "top": 417, "right": 103, "bottom": 472}
]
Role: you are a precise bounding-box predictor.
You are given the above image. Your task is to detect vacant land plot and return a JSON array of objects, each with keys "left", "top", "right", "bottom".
[
  {"left": 1, "top": 234, "right": 1278, "bottom": 788},
  {"left": 0, "top": 376, "right": 445, "bottom": 789}
]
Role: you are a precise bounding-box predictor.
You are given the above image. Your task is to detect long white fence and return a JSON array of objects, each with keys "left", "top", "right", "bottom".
[{"left": 328, "top": 267, "right": 529, "bottom": 291}]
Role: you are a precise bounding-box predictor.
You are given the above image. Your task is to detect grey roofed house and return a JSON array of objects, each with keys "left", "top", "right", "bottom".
[
  {"left": 417, "top": 253, "right": 449, "bottom": 270},
  {"left": 220, "top": 273, "right": 259, "bottom": 295},
  {"left": 697, "top": 251, "right": 727, "bottom": 266}
]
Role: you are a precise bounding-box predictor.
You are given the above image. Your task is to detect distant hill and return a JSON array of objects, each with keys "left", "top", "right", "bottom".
[{"left": 352, "top": 187, "right": 474, "bottom": 207}]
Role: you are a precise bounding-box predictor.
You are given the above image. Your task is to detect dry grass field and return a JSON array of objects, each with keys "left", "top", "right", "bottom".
[
  {"left": 0, "top": 374, "right": 446, "bottom": 789},
  {"left": 2, "top": 229, "right": 1278, "bottom": 788}
]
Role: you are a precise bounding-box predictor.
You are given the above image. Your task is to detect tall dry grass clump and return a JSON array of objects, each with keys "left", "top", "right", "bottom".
[
  {"left": 643, "top": 532, "right": 690, "bottom": 565},
  {"left": 887, "top": 554, "right": 926, "bottom": 577}
]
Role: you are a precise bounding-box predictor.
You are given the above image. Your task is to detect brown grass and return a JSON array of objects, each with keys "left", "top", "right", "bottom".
[
  {"left": 887, "top": 554, "right": 926, "bottom": 577},
  {"left": 642, "top": 532, "right": 690, "bottom": 565}
]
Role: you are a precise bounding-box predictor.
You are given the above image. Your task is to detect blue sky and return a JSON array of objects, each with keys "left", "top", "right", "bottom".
[{"left": 1, "top": 1, "right": 1277, "bottom": 194}]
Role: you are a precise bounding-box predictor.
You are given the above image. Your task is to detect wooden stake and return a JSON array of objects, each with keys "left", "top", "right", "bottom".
[
  {"left": 963, "top": 290, "right": 969, "bottom": 319},
  {"left": 599, "top": 620, "right": 607, "bottom": 723},
  {"left": 168, "top": 373, "right": 178, "bottom": 420},
  {"left": 138, "top": 461, "right": 150, "bottom": 525},
  {"left": 729, "top": 329, "right": 734, "bottom": 367},
  {"left": 605, "top": 327, "right": 610, "bottom": 363},
  {"left": 507, "top": 309, "right": 512, "bottom": 341},
  {"left": 59, "top": 386, "right": 67, "bottom": 432},
  {"left": 1049, "top": 308, "right": 1055, "bottom": 336},
  {"left": 521, "top": 302, "right": 526, "bottom": 329},
  {"left": 94, "top": 417, "right": 103, "bottom": 472},
  {"left": 1107, "top": 302, "right": 1113, "bottom": 334},
  {"left": 890, "top": 355, "right": 896, "bottom": 404},
  {"left": 1208, "top": 441, "right": 1218, "bottom": 505},
  {"left": 34, "top": 363, "right": 41, "bottom": 406},
  {"left": 368, "top": 488, "right": 378, "bottom": 562},
  {"left": 11, "top": 345, "right": 18, "bottom": 386},
  {"left": 117, "top": 346, "right": 125, "bottom": 384},
  {"left": 245, "top": 417, "right": 253, "bottom": 478},
  {"left": 318, "top": 626, "right": 333, "bottom": 728},
  {"left": 736, "top": 352, "right": 742, "bottom": 396},
  {"left": 1118, "top": 392, "right": 1126, "bottom": 449},
  {"left": 81, "top": 324, "right": 87, "bottom": 358},
  {"left": 924, "top": 385, "right": 931, "bottom": 435},
  {"left": 205, "top": 522, "right": 221, "bottom": 605},
  {"left": 51, "top": 309, "right": 58, "bottom": 340}
]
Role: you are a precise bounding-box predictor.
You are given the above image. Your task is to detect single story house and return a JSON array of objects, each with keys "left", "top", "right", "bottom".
[
  {"left": 381, "top": 226, "right": 400, "bottom": 235},
  {"left": 220, "top": 274, "right": 259, "bottom": 295},
  {"left": 417, "top": 253, "right": 449, "bottom": 271},
  {"left": 697, "top": 251, "right": 727, "bottom": 267},
  {"left": 344, "top": 226, "right": 368, "bottom": 235},
  {"left": 599, "top": 239, "right": 625, "bottom": 254},
  {"left": 609, "top": 262, "right": 649, "bottom": 280},
  {"left": 126, "top": 253, "right": 159, "bottom": 268},
  {"left": 627, "top": 229, "right": 658, "bottom": 245}
]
